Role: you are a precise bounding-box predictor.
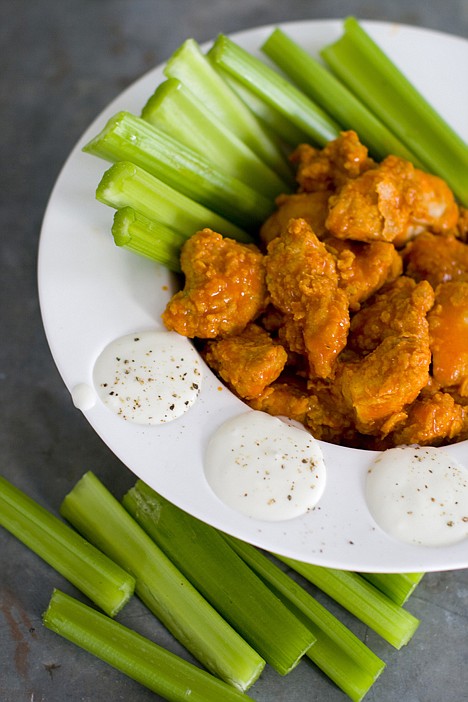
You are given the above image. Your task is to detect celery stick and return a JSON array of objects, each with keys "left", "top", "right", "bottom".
[
  {"left": 124, "top": 481, "right": 316, "bottom": 675},
  {"left": 213, "top": 65, "right": 308, "bottom": 148},
  {"left": 360, "top": 572, "right": 424, "bottom": 607},
  {"left": 83, "top": 111, "right": 274, "bottom": 229},
  {"left": 96, "top": 161, "right": 251, "bottom": 243},
  {"left": 44, "top": 590, "right": 255, "bottom": 702},
  {"left": 261, "top": 28, "right": 423, "bottom": 165},
  {"left": 0, "top": 475, "right": 134, "bottom": 617},
  {"left": 61, "top": 472, "right": 265, "bottom": 691},
  {"left": 278, "top": 556, "right": 419, "bottom": 649},
  {"left": 142, "top": 78, "right": 291, "bottom": 199},
  {"left": 208, "top": 34, "right": 341, "bottom": 147},
  {"left": 225, "top": 535, "right": 385, "bottom": 702},
  {"left": 163, "top": 37, "right": 292, "bottom": 180},
  {"left": 321, "top": 17, "right": 468, "bottom": 205},
  {"left": 112, "top": 207, "right": 183, "bottom": 271}
]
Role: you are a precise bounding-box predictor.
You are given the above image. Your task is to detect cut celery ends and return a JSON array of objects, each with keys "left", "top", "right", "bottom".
[
  {"left": 321, "top": 17, "right": 468, "bottom": 205},
  {"left": 96, "top": 161, "right": 251, "bottom": 243},
  {"left": 279, "top": 556, "right": 420, "bottom": 650},
  {"left": 0, "top": 475, "right": 134, "bottom": 618},
  {"left": 142, "top": 77, "right": 291, "bottom": 199},
  {"left": 83, "top": 111, "right": 274, "bottom": 229},
  {"left": 112, "top": 207, "right": 183, "bottom": 272},
  {"left": 163, "top": 37, "right": 292, "bottom": 180}
]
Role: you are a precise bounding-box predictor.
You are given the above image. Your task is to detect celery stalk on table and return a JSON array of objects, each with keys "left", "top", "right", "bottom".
[
  {"left": 360, "top": 572, "right": 425, "bottom": 606},
  {"left": 225, "top": 534, "right": 385, "bottom": 702},
  {"left": 278, "top": 556, "right": 420, "bottom": 649},
  {"left": 60, "top": 471, "right": 265, "bottom": 692},
  {"left": 44, "top": 589, "right": 256, "bottom": 702},
  {"left": 0, "top": 475, "right": 135, "bottom": 617},
  {"left": 123, "top": 480, "right": 316, "bottom": 676}
]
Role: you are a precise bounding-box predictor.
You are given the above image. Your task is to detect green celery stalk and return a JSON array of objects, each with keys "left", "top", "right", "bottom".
[
  {"left": 225, "top": 535, "right": 385, "bottom": 702},
  {"left": 44, "top": 590, "right": 255, "bottom": 702},
  {"left": 261, "top": 27, "right": 423, "bottom": 165},
  {"left": 212, "top": 65, "right": 308, "bottom": 148},
  {"left": 360, "top": 572, "right": 424, "bottom": 607},
  {"left": 96, "top": 161, "right": 251, "bottom": 243},
  {"left": 123, "top": 480, "right": 316, "bottom": 676},
  {"left": 60, "top": 472, "right": 265, "bottom": 692},
  {"left": 0, "top": 475, "right": 134, "bottom": 617},
  {"left": 321, "top": 17, "right": 468, "bottom": 205},
  {"left": 208, "top": 34, "right": 341, "bottom": 147},
  {"left": 142, "top": 77, "right": 291, "bottom": 199},
  {"left": 163, "top": 37, "right": 292, "bottom": 180},
  {"left": 278, "top": 556, "right": 419, "bottom": 649},
  {"left": 111, "top": 207, "right": 183, "bottom": 271},
  {"left": 83, "top": 111, "right": 274, "bottom": 229}
]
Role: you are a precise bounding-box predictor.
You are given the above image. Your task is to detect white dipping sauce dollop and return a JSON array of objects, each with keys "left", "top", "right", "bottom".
[
  {"left": 205, "top": 410, "right": 326, "bottom": 521},
  {"left": 93, "top": 330, "right": 201, "bottom": 425},
  {"left": 366, "top": 445, "right": 468, "bottom": 546}
]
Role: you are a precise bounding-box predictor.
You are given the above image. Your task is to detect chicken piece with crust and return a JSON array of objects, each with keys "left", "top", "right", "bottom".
[
  {"left": 290, "top": 130, "right": 374, "bottom": 193},
  {"left": 162, "top": 229, "right": 266, "bottom": 339},
  {"left": 338, "top": 334, "right": 431, "bottom": 436},
  {"left": 249, "top": 380, "right": 311, "bottom": 424},
  {"left": 260, "top": 191, "right": 330, "bottom": 246},
  {"left": 428, "top": 281, "right": 468, "bottom": 392},
  {"left": 390, "top": 392, "right": 468, "bottom": 446},
  {"left": 203, "top": 323, "right": 287, "bottom": 400},
  {"left": 348, "top": 276, "right": 435, "bottom": 355},
  {"left": 326, "top": 155, "right": 458, "bottom": 245},
  {"left": 325, "top": 237, "right": 402, "bottom": 311},
  {"left": 404, "top": 232, "right": 468, "bottom": 288},
  {"left": 265, "top": 218, "right": 350, "bottom": 379}
]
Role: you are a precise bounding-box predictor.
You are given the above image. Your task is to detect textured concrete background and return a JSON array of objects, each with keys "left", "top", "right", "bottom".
[{"left": 1, "top": 1, "right": 468, "bottom": 700}]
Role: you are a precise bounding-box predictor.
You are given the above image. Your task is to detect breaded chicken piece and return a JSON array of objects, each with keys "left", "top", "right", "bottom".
[
  {"left": 259, "top": 191, "right": 330, "bottom": 246},
  {"left": 428, "top": 281, "right": 468, "bottom": 391},
  {"left": 339, "top": 335, "right": 431, "bottom": 435},
  {"left": 348, "top": 276, "right": 435, "bottom": 355},
  {"left": 326, "top": 155, "right": 458, "bottom": 245},
  {"left": 203, "top": 323, "right": 287, "bottom": 400},
  {"left": 162, "top": 229, "right": 266, "bottom": 339},
  {"left": 290, "top": 130, "right": 374, "bottom": 193},
  {"left": 456, "top": 206, "right": 468, "bottom": 242},
  {"left": 249, "top": 381, "right": 311, "bottom": 424},
  {"left": 325, "top": 237, "right": 402, "bottom": 311},
  {"left": 265, "top": 218, "right": 350, "bottom": 378},
  {"left": 391, "top": 392, "right": 468, "bottom": 446},
  {"left": 404, "top": 232, "right": 468, "bottom": 288}
]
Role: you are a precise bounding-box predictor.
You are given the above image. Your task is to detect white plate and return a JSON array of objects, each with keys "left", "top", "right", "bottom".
[{"left": 38, "top": 20, "right": 468, "bottom": 572}]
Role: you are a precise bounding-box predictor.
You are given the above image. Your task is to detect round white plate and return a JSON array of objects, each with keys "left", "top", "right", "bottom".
[{"left": 38, "top": 20, "right": 468, "bottom": 572}]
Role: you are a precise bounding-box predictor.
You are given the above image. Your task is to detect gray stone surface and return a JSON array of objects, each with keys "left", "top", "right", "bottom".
[{"left": 1, "top": 1, "right": 468, "bottom": 700}]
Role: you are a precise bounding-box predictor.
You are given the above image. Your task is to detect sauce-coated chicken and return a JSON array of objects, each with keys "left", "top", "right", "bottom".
[{"left": 162, "top": 131, "right": 468, "bottom": 449}]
